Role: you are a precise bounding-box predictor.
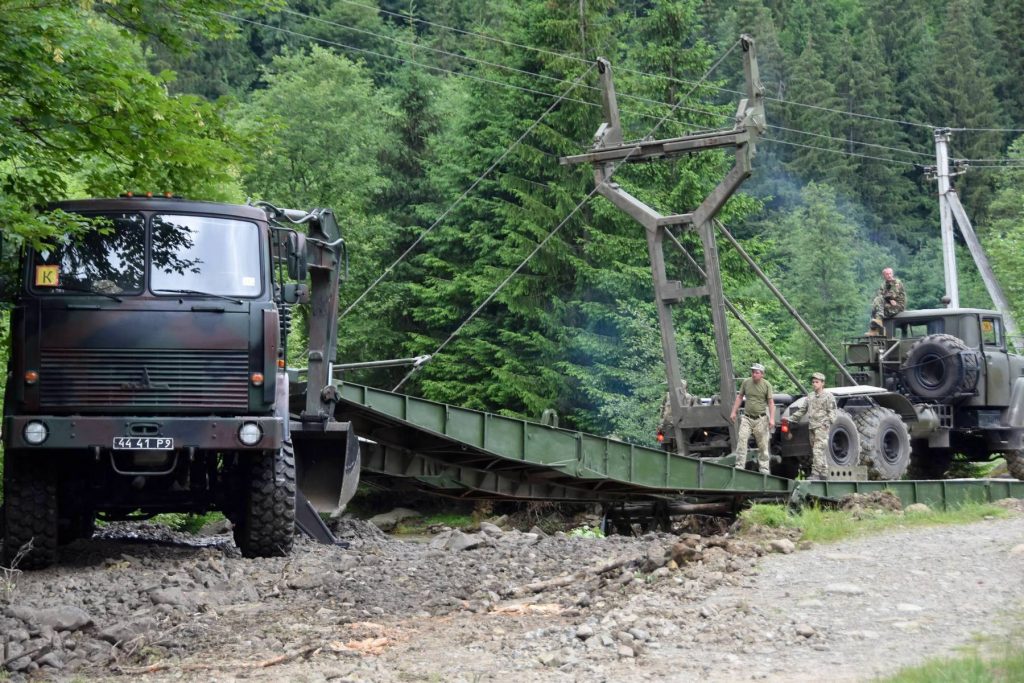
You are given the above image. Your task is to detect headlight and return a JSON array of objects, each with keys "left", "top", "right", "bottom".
[
  {"left": 23, "top": 421, "right": 48, "bottom": 445},
  {"left": 238, "top": 422, "right": 262, "bottom": 446}
]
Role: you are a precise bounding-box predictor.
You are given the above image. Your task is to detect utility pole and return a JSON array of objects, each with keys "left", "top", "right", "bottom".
[
  {"left": 934, "top": 129, "right": 959, "bottom": 308},
  {"left": 560, "top": 36, "right": 765, "bottom": 457},
  {"left": 929, "top": 129, "right": 1023, "bottom": 352}
]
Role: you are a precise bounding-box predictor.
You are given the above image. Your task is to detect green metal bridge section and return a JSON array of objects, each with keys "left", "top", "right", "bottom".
[{"left": 328, "top": 382, "right": 1024, "bottom": 511}]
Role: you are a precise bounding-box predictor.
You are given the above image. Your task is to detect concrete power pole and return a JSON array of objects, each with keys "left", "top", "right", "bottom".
[
  {"left": 934, "top": 129, "right": 959, "bottom": 308},
  {"left": 932, "top": 128, "right": 1023, "bottom": 352}
]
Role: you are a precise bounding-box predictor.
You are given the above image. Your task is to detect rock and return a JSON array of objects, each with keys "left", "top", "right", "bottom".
[
  {"left": 769, "top": 538, "right": 795, "bottom": 554},
  {"left": 37, "top": 652, "right": 64, "bottom": 669},
  {"left": 628, "top": 627, "right": 651, "bottom": 642},
  {"left": 896, "top": 603, "right": 923, "bottom": 612},
  {"left": 576, "top": 624, "right": 595, "bottom": 640},
  {"left": 98, "top": 617, "right": 159, "bottom": 645},
  {"left": 824, "top": 583, "right": 864, "bottom": 595},
  {"left": 670, "top": 541, "right": 702, "bottom": 565},
  {"left": 368, "top": 507, "right": 422, "bottom": 532},
  {"left": 1010, "top": 544, "right": 1024, "bottom": 556},
  {"left": 198, "top": 517, "right": 233, "bottom": 535},
  {"left": 905, "top": 503, "right": 931, "bottom": 514},
  {"left": 617, "top": 645, "right": 636, "bottom": 658},
  {"left": 287, "top": 572, "right": 341, "bottom": 590},
  {"left": 479, "top": 522, "right": 504, "bottom": 537},
  {"left": 528, "top": 525, "right": 546, "bottom": 537},
  {"left": 6, "top": 605, "right": 93, "bottom": 632},
  {"left": 795, "top": 624, "right": 815, "bottom": 638},
  {"left": 149, "top": 587, "right": 198, "bottom": 610},
  {"left": 488, "top": 515, "right": 509, "bottom": 528},
  {"left": 446, "top": 531, "right": 488, "bottom": 552}
]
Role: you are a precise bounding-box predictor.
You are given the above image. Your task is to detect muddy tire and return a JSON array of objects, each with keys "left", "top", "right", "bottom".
[
  {"left": 826, "top": 410, "right": 861, "bottom": 468},
  {"left": 900, "top": 334, "right": 980, "bottom": 400},
  {"left": 1005, "top": 450, "right": 1024, "bottom": 480},
  {"left": 2, "top": 454, "right": 58, "bottom": 569},
  {"left": 854, "top": 407, "right": 911, "bottom": 480},
  {"left": 233, "top": 442, "right": 296, "bottom": 558}
]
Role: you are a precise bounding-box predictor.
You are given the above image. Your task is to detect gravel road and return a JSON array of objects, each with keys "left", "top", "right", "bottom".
[{"left": 1, "top": 500, "right": 1021, "bottom": 682}]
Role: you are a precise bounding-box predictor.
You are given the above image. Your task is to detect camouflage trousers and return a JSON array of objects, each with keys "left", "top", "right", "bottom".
[
  {"left": 735, "top": 414, "right": 770, "bottom": 474},
  {"left": 871, "top": 294, "right": 903, "bottom": 321},
  {"left": 809, "top": 426, "right": 829, "bottom": 479}
]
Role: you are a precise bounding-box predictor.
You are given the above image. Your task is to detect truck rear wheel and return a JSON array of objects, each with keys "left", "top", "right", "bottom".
[
  {"left": 907, "top": 443, "right": 953, "bottom": 480},
  {"left": 854, "top": 407, "right": 911, "bottom": 480},
  {"left": 233, "top": 442, "right": 296, "bottom": 558},
  {"left": 900, "top": 334, "right": 981, "bottom": 400},
  {"left": 2, "top": 454, "right": 59, "bottom": 569},
  {"left": 1005, "top": 451, "right": 1024, "bottom": 480},
  {"left": 827, "top": 410, "right": 861, "bottom": 468}
]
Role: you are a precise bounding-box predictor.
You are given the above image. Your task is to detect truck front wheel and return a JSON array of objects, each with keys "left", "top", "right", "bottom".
[
  {"left": 233, "top": 442, "right": 297, "bottom": 558},
  {"left": 854, "top": 407, "right": 911, "bottom": 480},
  {"left": 2, "top": 453, "right": 59, "bottom": 569}
]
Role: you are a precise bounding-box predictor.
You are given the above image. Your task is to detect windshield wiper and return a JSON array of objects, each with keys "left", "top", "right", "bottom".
[
  {"left": 55, "top": 282, "right": 123, "bottom": 302},
  {"left": 152, "top": 288, "right": 244, "bottom": 305}
]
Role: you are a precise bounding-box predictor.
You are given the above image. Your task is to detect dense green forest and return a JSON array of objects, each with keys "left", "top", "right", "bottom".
[{"left": 3, "top": 0, "right": 1024, "bottom": 447}]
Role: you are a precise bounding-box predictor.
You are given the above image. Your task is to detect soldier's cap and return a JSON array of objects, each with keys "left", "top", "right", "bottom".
[
  {"left": 750, "top": 363, "right": 766, "bottom": 372},
  {"left": 811, "top": 372, "right": 826, "bottom": 381}
]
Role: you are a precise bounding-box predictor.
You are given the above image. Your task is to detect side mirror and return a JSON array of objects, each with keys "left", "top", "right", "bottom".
[
  {"left": 287, "top": 232, "right": 308, "bottom": 281},
  {"left": 281, "top": 283, "right": 309, "bottom": 305}
]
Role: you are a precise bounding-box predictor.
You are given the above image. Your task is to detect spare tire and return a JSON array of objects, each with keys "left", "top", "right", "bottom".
[
  {"left": 854, "top": 406, "right": 912, "bottom": 480},
  {"left": 900, "top": 334, "right": 980, "bottom": 400},
  {"left": 826, "top": 410, "right": 860, "bottom": 468}
]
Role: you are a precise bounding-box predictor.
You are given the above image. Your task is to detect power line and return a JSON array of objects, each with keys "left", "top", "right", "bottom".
[
  {"left": 340, "top": 62, "right": 597, "bottom": 320},
  {"left": 274, "top": 7, "right": 735, "bottom": 132},
  {"left": 762, "top": 136, "right": 918, "bottom": 166},
  {"left": 767, "top": 124, "right": 934, "bottom": 159},
  {"left": 393, "top": 39, "right": 744, "bottom": 392},
  {"left": 325, "top": 0, "right": 949, "bottom": 133}
]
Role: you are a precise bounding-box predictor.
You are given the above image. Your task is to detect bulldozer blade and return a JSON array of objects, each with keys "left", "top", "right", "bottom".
[{"left": 293, "top": 421, "right": 362, "bottom": 516}]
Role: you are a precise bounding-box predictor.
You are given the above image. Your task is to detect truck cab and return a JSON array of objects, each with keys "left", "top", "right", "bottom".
[
  {"left": 842, "top": 308, "right": 1024, "bottom": 472},
  {"left": 1, "top": 197, "right": 298, "bottom": 566}
]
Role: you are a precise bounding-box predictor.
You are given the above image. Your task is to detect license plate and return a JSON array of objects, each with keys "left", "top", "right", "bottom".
[{"left": 112, "top": 437, "right": 174, "bottom": 450}]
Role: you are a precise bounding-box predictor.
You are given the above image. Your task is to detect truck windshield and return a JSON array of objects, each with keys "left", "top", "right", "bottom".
[
  {"left": 30, "top": 213, "right": 145, "bottom": 295},
  {"left": 151, "top": 214, "right": 261, "bottom": 297}
]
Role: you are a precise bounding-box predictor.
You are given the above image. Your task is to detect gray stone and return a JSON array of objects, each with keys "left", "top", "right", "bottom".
[
  {"left": 617, "top": 645, "right": 636, "bottom": 658},
  {"left": 98, "top": 617, "right": 159, "bottom": 645},
  {"left": 795, "top": 624, "right": 815, "bottom": 638},
  {"left": 446, "top": 531, "right": 488, "bottom": 552},
  {"left": 6, "top": 605, "right": 93, "bottom": 632},
  {"left": 149, "top": 587, "right": 198, "bottom": 610},
  {"left": 896, "top": 603, "right": 923, "bottom": 612},
  {"left": 824, "top": 583, "right": 864, "bottom": 595},
  {"left": 37, "top": 652, "right": 64, "bottom": 669},
  {"left": 628, "top": 627, "right": 651, "bottom": 642},
  {"left": 479, "top": 522, "right": 504, "bottom": 537},
  {"left": 905, "top": 503, "right": 931, "bottom": 514},
  {"left": 368, "top": 507, "right": 422, "bottom": 532},
  {"left": 575, "top": 624, "right": 594, "bottom": 640},
  {"left": 1009, "top": 544, "right": 1024, "bottom": 556},
  {"left": 769, "top": 539, "right": 796, "bottom": 554}
]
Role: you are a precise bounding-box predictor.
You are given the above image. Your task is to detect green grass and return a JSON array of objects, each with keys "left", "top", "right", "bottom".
[
  {"left": 150, "top": 511, "right": 225, "bottom": 534},
  {"left": 879, "top": 644, "right": 1024, "bottom": 682},
  {"left": 741, "top": 501, "right": 1010, "bottom": 543}
]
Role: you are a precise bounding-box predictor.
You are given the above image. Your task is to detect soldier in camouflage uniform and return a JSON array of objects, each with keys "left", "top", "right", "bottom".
[
  {"left": 729, "top": 363, "right": 775, "bottom": 474},
  {"left": 788, "top": 372, "right": 837, "bottom": 480},
  {"left": 867, "top": 267, "right": 906, "bottom": 335}
]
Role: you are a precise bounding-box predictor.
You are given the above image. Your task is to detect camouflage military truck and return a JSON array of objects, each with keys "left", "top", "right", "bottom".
[
  {"left": 836, "top": 308, "right": 1024, "bottom": 480},
  {"left": 1, "top": 197, "right": 358, "bottom": 568}
]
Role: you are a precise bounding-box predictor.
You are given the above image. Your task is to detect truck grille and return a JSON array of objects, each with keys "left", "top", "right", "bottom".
[{"left": 40, "top": 348, "right": 249, "bottom": 410}]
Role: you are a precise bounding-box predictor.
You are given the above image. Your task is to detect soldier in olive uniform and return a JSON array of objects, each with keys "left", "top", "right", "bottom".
[
  {"left": 729, "top": 363, "right": 775, "bottom": 474},
  {"left": 868, "top": 267, "right": 906, "bottom": 335},
  {"left": 788, "top": 372, "right": 837, "bottom": 480}
]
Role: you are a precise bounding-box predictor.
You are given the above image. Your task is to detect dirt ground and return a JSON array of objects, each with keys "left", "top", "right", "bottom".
[{"left": 2, "top": 500, "right": 1023, "bottom": 682}]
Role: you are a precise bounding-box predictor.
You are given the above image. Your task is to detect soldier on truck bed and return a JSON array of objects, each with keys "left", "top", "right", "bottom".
[
  {"left": 729, "top": 363, "right": 775, "bottom": 474},
  {"left": 786, "top": 372, "right": 837, "bottom": 480},
  {"left": 867, "top": 267, "right": 906, "bottom": 335}
]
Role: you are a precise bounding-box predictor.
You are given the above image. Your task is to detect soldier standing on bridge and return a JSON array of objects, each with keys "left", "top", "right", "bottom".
[
  {"left": 730, "top": 363, "right": 775, "bottom": 474},
  {"left": 867, "top": 267, "right": 906, "bottom": 335},
  {"left": 787, "top": 372, "right": 837, "bottom": 480}
]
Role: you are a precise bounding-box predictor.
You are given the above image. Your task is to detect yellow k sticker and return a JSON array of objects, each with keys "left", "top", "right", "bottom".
[{"left": 35, "top": 265, "right": 60, "bottom": 287}]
